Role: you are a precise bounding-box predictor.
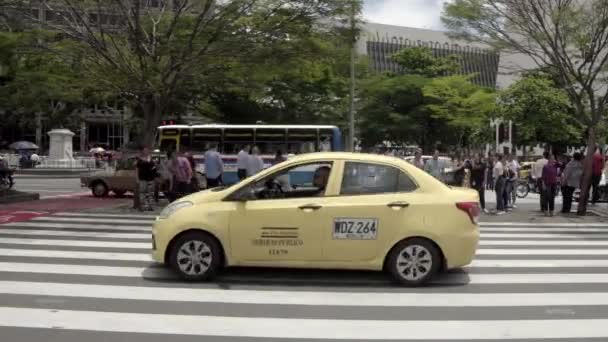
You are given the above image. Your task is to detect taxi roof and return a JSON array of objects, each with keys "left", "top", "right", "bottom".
[{"left": 287, "top": 152, "right": 407, "bottom": 164}]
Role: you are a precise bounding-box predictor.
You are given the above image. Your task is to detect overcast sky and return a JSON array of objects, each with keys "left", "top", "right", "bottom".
[{"left": 363, "top": 0, "right": 448, "bottom": 30}]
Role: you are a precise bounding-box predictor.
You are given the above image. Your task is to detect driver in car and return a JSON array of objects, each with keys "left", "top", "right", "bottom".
[{"left": 312, "top": 166, "right": 331, "bottom": 196}]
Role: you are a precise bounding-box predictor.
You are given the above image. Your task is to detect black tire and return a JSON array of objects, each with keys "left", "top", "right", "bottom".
[
  {"left": 113, "top": 190, "right": 126, "bottom": 197},
  {"left": 169, "top": 231, "right": 222, "bottom": 281},
  {"left": 91, "top": 181, "right": 109, "bottom": 197},
  {"left": 386, "top": 238, "right": 442, "bottom": 286}
]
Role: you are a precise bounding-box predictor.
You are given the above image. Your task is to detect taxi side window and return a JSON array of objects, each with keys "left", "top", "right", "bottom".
[
  {"left": 340, "top": 162, "right": 417, "bottom": 195},
  {"left": 229, "top": 161, "right": 334, "bottom": 201}
]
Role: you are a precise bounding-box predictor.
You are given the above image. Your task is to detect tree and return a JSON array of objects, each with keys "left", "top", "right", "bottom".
[
  {"left": 393, "top": 46, "right": 460, "bottom": 77},
  {"left": 32, "top": 0, "right": 356, "bottom": 148},
  {"left": 424, "top": 75, "right": 496, "bottom": 151},
  {"left": 358, "top": 74, "right": 430, "bottom": 148},
  {"left": 496, "top": 74, "right": 583, "bottom": 151},
  {"left": 0, "top": 31, "right": 99, "bottom": 130},
  {"left": 357, "top": 46, "right": 494, "bottom": 152},
  {"left": 442, "top": 0, "right": 608, "bottom": 214},
  {"left": 207, "top": 25, "right": 362, "bottom": 127}
]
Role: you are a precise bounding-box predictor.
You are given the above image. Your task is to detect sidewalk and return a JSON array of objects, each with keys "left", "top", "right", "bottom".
[
  {"left": 482, "top": 189, "right": 608, "bottom": 223},
  {"left": 480, "top": 203, "right": 608, "bottom": 223},
  {"left": 1, "top": 195, "right": 131, "bottom": 213}
]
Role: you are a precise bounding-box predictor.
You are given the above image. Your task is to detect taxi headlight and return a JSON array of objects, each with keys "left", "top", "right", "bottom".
[{"left": 159, "top": 201, "right": 193, "bottom": 219}]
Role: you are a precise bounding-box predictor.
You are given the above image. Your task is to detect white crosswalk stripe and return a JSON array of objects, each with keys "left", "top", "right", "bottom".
[{"left": 2, "top": 211, "right": 608, "bottom": 341}]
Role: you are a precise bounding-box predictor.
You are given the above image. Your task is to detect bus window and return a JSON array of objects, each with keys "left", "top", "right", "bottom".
[
  {"left": 256, "top": 128, "right": 286, "bottom": 155},
  {"left": 191, "top": 128, "right": 221, "bottom": 151},
  {"left": 180, "top": 128, "right": 192, "bottom": 151},
  {"left": 223, "top": 128, "right": 254, "bottom": 154},
  {"left": 287, "top": 129, "right": 317, "bottom": 154}
]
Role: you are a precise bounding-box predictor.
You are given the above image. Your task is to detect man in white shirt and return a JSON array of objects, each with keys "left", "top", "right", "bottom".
[
  {"left": 533, "top": 151, "right": 549, "bottom": 211},
  {"left": 506, "top": 154, "right": 520, "bottom": 208},
  {"left": 236, "top": 145, "right": 250, "bottom": 181},
  {"left": 493, "top": 154, "right": 506, "bottom": 214},
  {"left": 246, "top": 145, "right": 264, "bottom": 177}
]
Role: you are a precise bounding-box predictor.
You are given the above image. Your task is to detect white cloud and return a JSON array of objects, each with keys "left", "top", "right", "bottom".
[{"left": 363, "top": 0, "right": 449, "bottom": 30}]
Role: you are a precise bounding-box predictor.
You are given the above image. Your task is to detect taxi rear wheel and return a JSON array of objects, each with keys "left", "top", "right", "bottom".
[
  {"left": 387, "top": 238, "right": 441, "bottom": 286},
  {"left": 169, "top": 232, "right": 222, "bottom": 281}
]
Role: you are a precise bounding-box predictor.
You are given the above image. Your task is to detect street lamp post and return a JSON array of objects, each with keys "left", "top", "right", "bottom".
[{"left": 347, "top": 1, "right": 356, "bottom": 152}]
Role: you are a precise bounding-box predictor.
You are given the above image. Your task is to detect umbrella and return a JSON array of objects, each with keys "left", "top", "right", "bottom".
[
  {"left": 89, "top": 147, "right": 105, "bottom": 153},
  {"left": 9, "top": 141, "right": 38, "bottom": 150}
]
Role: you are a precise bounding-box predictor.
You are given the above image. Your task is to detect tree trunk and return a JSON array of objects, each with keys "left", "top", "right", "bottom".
[
  {"left": 577, "top": 126, "right": 596, "bottom": 216},
  {"left": 133, "top": 94, "right": 164, "bottom": 210},
  {"left": 140, "top": 95, "right": 164, "bottom": 149}
]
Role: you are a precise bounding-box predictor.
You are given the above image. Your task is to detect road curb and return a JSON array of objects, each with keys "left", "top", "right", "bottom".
[
  {"left": 15, "top": 169, "right": 95, "bottom": 178},
  {"left": 14, "top": 174, "right": 85, "bottom": 179},
  {"left": 0, "top": 191, "right": 40, "bottom": 204},
  {"left": 589, "top": 208, "right": 608, "bottom": 218}
]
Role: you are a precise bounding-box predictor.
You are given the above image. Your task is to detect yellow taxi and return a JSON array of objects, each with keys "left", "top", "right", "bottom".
[{"left": 152, "top": 152, "right": 480, "bottom": 286}]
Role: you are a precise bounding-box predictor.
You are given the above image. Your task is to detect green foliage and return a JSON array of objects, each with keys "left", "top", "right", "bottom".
[
  {"left": 0, "top": 31, "right": 103, "bottom": 128},
  {"left": 358, "top": 74, "right": 429, "bottom": 147},
  {"left": 393, "top": 46, "right": 460, "bottom": 77},
  {"left": 357, "top": 46, "right": 493, "bottom": 151},
  {"left": 0, "top": 0, "right": 365, "bottom": 146},
  {"left": 496, "top": 74, "right": 582, "bottom": 147},
  {"left": 424, "top": 75, "right": 495, "bottom": 145}
]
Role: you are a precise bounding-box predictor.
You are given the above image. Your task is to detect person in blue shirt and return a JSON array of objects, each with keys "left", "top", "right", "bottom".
[{"left": 204, "top": 144, "right": 224, "bottom": 188}]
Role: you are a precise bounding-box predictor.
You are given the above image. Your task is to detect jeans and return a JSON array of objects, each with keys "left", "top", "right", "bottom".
[
  {"left": 504, "top": 180, "right": 513, "bottom": 207},
  {"left": 510, "top": 180, "right": 517, "bottom": 205},
  {"left": 537, "top": 179, "right": 545, "bottom": 211},
  {"left": 561, "top": 185, "right": 575, "bottom": 213},
  {"left": 542, "top": 183, "right": 557, "bottom": 212},
  {"left": 592, "top": 174, "right": 602, "bottom": 204},
  {"left": 138, "top": 180, "right": 154, "bottom": 210},
  {"left": 474, "top": 184, "right": 485, "bottom": 210},
  {"left": 495, "top": 177, "right": 506, "bottom": 211}
]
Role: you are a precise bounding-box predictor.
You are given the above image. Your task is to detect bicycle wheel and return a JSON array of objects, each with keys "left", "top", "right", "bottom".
[{"left": 516, "top": 182, "right": 529, "bottom": 198}]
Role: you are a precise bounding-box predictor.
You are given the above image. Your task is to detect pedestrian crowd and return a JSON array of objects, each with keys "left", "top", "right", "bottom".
[
  {"left": 134, "top": 144, "right": 285, "bottom": 212},
  {"left": 408, "top": 147, "right": 607, "bottom": 217}
]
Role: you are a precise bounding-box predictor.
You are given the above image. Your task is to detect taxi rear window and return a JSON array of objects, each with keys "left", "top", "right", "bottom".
[{"left": 340, "top": 162, "right": 417, "bottom": 195}]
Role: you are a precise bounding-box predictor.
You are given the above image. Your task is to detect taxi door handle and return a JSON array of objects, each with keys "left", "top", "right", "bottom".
[
  {"left": 299, "top": 204, "right": 322, "bottom": 211},
  {"left": 387, "top": 201, "right": 409, "bottom": 209}
]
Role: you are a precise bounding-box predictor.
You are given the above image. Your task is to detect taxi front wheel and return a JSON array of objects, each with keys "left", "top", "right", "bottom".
[
  {"left": 387, "top": 238, "right": 441, "bottom": 286},
  {"left": 169, "top": 232, "right": 222, "bottom": 281}
]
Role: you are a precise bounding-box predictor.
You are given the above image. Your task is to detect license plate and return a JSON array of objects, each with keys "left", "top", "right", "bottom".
[{"left": 333, "top": 218, "right": 378, "bottom": 240}]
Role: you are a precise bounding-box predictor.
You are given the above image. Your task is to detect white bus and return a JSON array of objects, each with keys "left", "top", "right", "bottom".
[{"left": 156, "top": 124, "right": 343, "bottom": 184}]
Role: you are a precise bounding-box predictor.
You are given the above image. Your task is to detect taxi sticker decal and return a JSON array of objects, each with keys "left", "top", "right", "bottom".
[{"left": 333, "top": 218, "right": 378, "bottom": 240}]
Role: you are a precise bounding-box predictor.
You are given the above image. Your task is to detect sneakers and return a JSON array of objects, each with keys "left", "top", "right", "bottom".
[
  {"left": 512, "top": 204, "right": 517, "bottom": 209},
  {"left": 496, "top": 211, "right": 506, "bottom": 216},
  {"left": 483, "top": 208, "right": 490, "bottom": 214}
]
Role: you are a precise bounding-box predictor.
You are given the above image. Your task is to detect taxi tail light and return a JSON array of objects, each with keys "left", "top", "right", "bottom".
[{"left": 456, "top": 202, "right": 480, "bottom": 224}]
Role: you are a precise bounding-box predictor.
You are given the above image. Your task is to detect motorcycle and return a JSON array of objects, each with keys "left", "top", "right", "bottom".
[{"left": 516, "top": 176, "right": 560, "bottom": 199}]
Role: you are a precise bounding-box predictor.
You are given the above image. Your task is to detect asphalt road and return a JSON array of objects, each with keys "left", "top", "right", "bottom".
[
  {"left": 12, "top": 177, "right": 87, "bottom": 199},
  {"left": 1, "top": 212, "right": 608, "bottom": 341}
]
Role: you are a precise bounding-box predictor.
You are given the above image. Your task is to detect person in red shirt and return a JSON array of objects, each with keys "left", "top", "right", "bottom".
[{"left": 591, "top": 146, "right": 604, "bottom": 204}]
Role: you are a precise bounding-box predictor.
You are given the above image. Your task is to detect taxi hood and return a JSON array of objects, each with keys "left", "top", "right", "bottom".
[{"left": 177, "top": 186, "right": 233, "bottom": 204}]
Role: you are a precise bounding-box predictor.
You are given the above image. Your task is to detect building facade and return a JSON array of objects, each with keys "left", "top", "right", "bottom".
[{"left": 360, "top": 23, "right": 500, "bottom": 88}]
